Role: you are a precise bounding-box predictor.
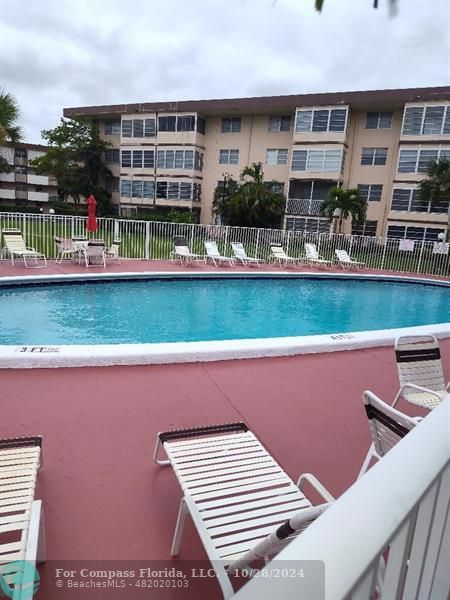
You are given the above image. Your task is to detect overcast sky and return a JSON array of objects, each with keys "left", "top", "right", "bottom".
[{"left": 1, "top": 0, "right": 449, "bottom": 144}]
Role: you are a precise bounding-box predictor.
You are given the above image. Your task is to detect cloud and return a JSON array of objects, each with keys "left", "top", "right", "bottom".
[{"left": 1, "top": 0, "right": 449, "bottom": 143}]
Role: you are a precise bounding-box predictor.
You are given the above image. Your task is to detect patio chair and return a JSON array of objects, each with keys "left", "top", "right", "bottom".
[
  {"left": 393, "top": 335, "right": 449, "bottom": 410},
  {"left": 105, "top": 239, "right": 121, "bottom": 263},
  {"left": 79, "top": 240, "right": 106, "bottom": 268},
  {"left": 54, "top": 236, "right": 81, "bottom": 264},
  {"left": 269, "top": 244, "right": 300, "bottom": 267},
  {"left": 335, "top": 249, "right": 365, "bottom": 270},
  {"left": 304, "top": 243, "right": 333, "bottom": 268},
  {"left": 358, "top": 391, "right": 420, "bottom": 479},
  {"left": 170, "top": 236, "right": 205, "bottom": 266},
  {"left": 2, "top": 228, "right": 47, "bottom": 268},
  {"left": 154, "top": 422, "right": 334, "bottom": 599},
  {"left": 0, "top": 436, "right": 46, "bottom": 589},
  {"left": 231, "top": 242, "right": 263, "bottom": 267},
  {"left": 204, "top": 241, "right": 235, "bottom": 267}
]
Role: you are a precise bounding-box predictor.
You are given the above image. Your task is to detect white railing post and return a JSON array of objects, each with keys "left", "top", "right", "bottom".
[
  {"left": 234, "top": 399, "right": 450, "bottom": 600},
  {"left": 145, "top": 221, "right": 151, "bottom": 259},
  {"left": 416, "top": 239, "right": 425, "bottom": 274},
  {"left": 380, "top": 238, "right": 388, "bottom": 271},
  {"left": 255, "top": 228, "right": 260, "bottom": 258}
]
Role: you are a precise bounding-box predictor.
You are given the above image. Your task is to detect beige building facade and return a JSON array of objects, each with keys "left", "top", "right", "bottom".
[
  {"left": 0, "top": 144, "right": 58, "bottom": 209},
  {"left": 64, "top": 86, "right": 450, "bottom": 240}
]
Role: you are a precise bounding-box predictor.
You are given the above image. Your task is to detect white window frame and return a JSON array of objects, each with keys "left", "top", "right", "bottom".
[
  {"left": 265, "top": 149, "right": 288, "bottom": 165},
  {"left": 401, "top": 103, "right": 450, "bottom": 136},
  {"left": 268, "top": 116, "right": 291, "bottom": 132},
  {"left": 360, "top": 147, "right": 388, "bottom": 166},
  {"left": 397, "top": 147, "right": 450, "bottom": 173},
  {"left": 365, "top": 112, "right": 393, "bottom": 129},
  {"left": 291, "top": 148, "right": 343, "bottom": 173},
  {"left": 219, "top": 149, "right": 239, "bottom": 165},
  {"left": 157, "top": 149, "right": 194, "bottom": 170},
  {"left": 294, "top": 106, "right": 349, "bottom": 134},
  {"left": 221, "top": 117, "right": 241, "bottom": 133}
]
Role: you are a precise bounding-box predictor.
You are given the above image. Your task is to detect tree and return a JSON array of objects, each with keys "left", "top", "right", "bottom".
[
  {"left": 0, "top": 89, "right": 23, "bottom": 147},
  {"left": 212, "top": 163, "right": 285, "bottom": 228},
  {"left": 418, "top": 157, "right": 450, "bottom": 242},
  {"left": 31, "top": 117, "right": 113, "bottom": 215},
  {"left": 320, "top": 186, "right": 367, "bottom": 234}
]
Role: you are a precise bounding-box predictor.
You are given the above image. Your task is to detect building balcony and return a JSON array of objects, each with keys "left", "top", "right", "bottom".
[
  {"left": 28, "top": 174, "right": 49, "bottom": 186},
  {"left": 0, "top": 173, "right": 15, "bottom": 183},
  {"left": 286, "top": 198, "right": 323, "bottom": 216},
  {"left": 28, "top": 191, "right": 50, "bottom": 202},
  {"left": 0, "top": 189, "right": 16, "bottom": 200}
]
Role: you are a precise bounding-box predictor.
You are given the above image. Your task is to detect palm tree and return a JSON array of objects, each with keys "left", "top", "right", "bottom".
[
  {"left": 320, "top": 186, "right": 367, "bottom": 234},
  {"left": 212, "top": 163, "right": 285, "bottom": 228},
  {"left": 418, "top": 157, "right": 450, "bottom": 242},
  {"left": 0, "top": 89, "right": 23, "bottom": 147}
]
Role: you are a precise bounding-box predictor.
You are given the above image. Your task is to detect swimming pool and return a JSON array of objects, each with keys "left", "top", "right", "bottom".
[{"left": 1, "top": 275, "right": 449, "bottom": 345}]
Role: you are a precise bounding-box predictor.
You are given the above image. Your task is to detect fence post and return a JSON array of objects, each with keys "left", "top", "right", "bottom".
[
  {"left": 190, "top": 223, "right": 195, "bottom": 251},
  {"left": 255, "top": 229, "right": 260, "bottom": 258},
  {"left": 114, "top": 219, "right": 120, "bottom": 240},
  {"left": 286, "top": 230, "right": 291, "bottom": 254},
  {"left": 224, "top": 225, "right": 230, "bottom": 252},
  {"left": 348, "top": 235, "right": 354, "bottom": 256},
  {"left": 380, "top": 238, "right": 388, "bottom": 270},
  {"left": 416, "top": 240, "right": 425, "bottom": 274},
  {"left": 145, "top": 221, "right": 151, "bottom": 259}
]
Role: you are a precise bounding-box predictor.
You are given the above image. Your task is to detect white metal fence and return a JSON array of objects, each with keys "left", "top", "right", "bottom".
[
  {"left": 234, "top": 398, "right": 450, "bottom": 600},
  {"left": 0, "top": 212, "right": 449, "bottom": 277}
]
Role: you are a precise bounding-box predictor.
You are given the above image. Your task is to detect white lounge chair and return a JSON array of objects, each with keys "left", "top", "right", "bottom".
[
  {"left": 231, "top": 242, "right": 263, "bottom": 267},
  {"left": 304, "top": 243, "right": 333, "bottom": 268},
  {"left": 105, "top": 239, "right": 121, "bottom": 263},
  {"left": 335, "top": 249, "right": 365, "bottom": 269},
  {"left": 0, "top": 436, "right": 46, "bottom": 592},
  {"left": 204, "top": 241, "right": 235, "bottom": 267},
  {"left": 154, "top": 422, "right": 334, "bottom": 599},
  {"left": 170, "top": 237, "right": 205, "bottom": 266},
  {"left": 2, "top": 229, "right": 47, "bottom": 268},
  {"left": 269, "top": 244, "right": 299, "bottom": 267},
  {"left": 393, "top": 335, "right": 450, "bottom": 410},
  {"left": 358, "top": 391, "right": 420, "bottom": 479}
]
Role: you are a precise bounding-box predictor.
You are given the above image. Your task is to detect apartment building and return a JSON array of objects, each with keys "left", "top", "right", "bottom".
[
  {"left": 0, "top": 144, "right": 58, "bottom": 209},
  {"left": 64, "top": 86, "right": 450, "bottom": 240}
]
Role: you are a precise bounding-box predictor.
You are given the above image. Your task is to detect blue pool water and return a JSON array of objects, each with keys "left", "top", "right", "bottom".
[{"left": 0, "top": 277, "right": 449, "bottom": 345}]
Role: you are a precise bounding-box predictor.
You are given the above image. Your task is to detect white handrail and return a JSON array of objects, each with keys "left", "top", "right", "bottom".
[{"left": 234, "top": 398, "right": 450, "bottom": 600}]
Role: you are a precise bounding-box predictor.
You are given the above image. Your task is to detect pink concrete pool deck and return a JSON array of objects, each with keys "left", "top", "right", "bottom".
[
  {"left": 0, "top": 259, "right": 449, "bottom": 599},
  {"left": 0, "top": 257, "right": 449, "bottom": 279}
]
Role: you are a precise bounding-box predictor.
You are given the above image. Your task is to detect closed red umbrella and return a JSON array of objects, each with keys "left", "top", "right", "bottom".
[{"left": 86, "top": 194, "right": 98, "bottom": 232}]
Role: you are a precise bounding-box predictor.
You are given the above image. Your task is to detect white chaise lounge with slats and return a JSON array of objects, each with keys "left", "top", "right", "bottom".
[
  {"left": 2, "top": 229, "right": 47, "bottom": 268},
  {"left": 335, "top": 249, "right": 365, "bottom": 269},
  {"left": 393, "top": 335, "right": 450, "bottom": 410},
  {"left": 154, "top": 422, "right": 334, "bottom": 599},
  {"left": 231, "top": 243, "right": 263, "bottom": 267},
  {"left": 304, "top": 243, "right": 333, "bottom": 268},
  {"left": 269, "top": 244, "right": 300, "bottom": 267},
  {"left": 204, "top": 241, "right": 235, "bottom": 267},
  {"left": 0, "top": 436, "right": 45, "bottom": 594},
  {"left": 358, "top": 391, "right": 420, "bottom": 479}
]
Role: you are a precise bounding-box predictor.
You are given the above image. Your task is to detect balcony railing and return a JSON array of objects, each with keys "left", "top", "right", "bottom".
[
  {"left": 234, "top": 398, "right": 450, "bottom": 600},
  {"left": 286, "top": 198, "right": 323, "bottom": 216}
]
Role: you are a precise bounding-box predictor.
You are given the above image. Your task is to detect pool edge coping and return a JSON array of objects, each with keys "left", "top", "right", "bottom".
[{"left": 1, "top": 270, "right": 449, "bottom": 368}]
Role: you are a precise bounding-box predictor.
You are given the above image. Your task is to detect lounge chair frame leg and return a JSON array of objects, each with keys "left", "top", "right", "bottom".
[
  {"left": 153, "top": 435, "right": 171, "bottom": 465},
  {"left": 171, "top": 497, "right": 189, "bottom": 556}
]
